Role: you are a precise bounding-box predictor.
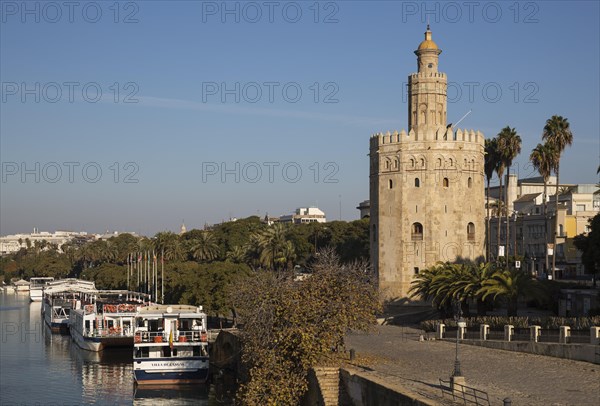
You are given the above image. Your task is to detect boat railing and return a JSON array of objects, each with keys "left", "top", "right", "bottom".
[
  {"left": 134, "top": 329, "right": 208, "bottom": 344},
  {"left": 84, "top": 327, "right": 134, "bottom": 338}
]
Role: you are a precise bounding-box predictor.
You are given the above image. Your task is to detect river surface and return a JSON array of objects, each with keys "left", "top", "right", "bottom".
[{"left": 0, "top": 292, "right": 233, "bottom": 405}]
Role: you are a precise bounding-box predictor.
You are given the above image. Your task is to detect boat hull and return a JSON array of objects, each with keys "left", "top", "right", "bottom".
[
  {"left": 71, "top": 327, "right": 133, "bottom": 352},
  {"left": 133, "top": 357, "right": 209, "bottom": 385}
]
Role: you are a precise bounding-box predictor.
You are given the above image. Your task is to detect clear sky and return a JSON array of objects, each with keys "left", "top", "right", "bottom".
[{"left": 1, "top": 0, "right": 599, "bottom": 236}]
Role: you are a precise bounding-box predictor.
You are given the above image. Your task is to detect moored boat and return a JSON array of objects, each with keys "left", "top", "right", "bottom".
[
  {"left": 41, "top": 279, "right": 97, "bottom": 333},
  {"left": 133, "top": 304, "right": 209, "bottom": 385},
  {"left": 69, "top": 290, "right": 150, "bottom": 351},
  {"left": 29, "top": 277, "right": 54, "bottom": 302}
]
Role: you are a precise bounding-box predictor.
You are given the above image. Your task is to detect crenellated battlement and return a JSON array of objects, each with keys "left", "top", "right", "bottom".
[
  {"left": 409, "top": 72, "right": 446, "bottom": 80},
  {"left": 370, "top": 127, "right": 485, "bottom": 148}
]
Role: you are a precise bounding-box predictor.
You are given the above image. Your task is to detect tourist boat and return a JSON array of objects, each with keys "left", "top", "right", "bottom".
[
  {"left": 133, "top": 304, "right": 209, "bottom": 385},
  {"left": 69, "top": 290, "right": 150, "bottom": 352},
  {"left": 41, "top": 279, "right": 97, "bottom": 332},
  {"left": 29, "top": 277, "right": 55, "bottom": 302}
]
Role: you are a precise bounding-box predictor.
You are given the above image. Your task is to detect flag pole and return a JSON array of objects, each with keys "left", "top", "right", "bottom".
[{"left": 161, "top": 249, "right": 164, "bottom": 304}]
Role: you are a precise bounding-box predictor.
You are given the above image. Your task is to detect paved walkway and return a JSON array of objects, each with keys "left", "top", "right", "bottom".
[{"left": 346, "top": 325, "right": 600, "bottom": 406}]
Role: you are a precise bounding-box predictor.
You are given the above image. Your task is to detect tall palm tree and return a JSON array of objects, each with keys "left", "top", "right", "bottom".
[
  {"left": 497, "top": 126, "right": 522, "bottom": 263},
  {"left": 494, "top": 137, "right": 507, "bottom": 262},
  {"left": 530, "top": 142, "right": 556, "bottom": 273},
  {"left": 484, "top": 138, "right": 499, "bottom": 261},
  {"left": 542, "top": 115, "right": 574, "bottom": 279}
]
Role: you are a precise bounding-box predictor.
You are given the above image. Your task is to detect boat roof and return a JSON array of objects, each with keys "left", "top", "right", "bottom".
[
  {"left": 136, "top": 304, "right": 205, "bottom": 317},
  {"left": 44, "top": 279, "right": 98, "bottom": 295}
]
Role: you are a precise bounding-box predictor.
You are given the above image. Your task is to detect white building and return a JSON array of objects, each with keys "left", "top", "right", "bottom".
[
  {"left": 0, "top": 229, "right": 89, "bottom": 255},
  {"left": 279, "top": 207, "right": 327, "bottom": 224}
]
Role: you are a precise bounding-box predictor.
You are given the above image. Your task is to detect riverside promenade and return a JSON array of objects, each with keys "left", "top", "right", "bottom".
[{"left": 346, "top": 325, "right": 600, "bottom": 406}]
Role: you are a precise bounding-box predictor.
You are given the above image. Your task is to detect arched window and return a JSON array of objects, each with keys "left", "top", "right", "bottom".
[
  {"left": 389, "top": 179, "right": 393, "bottom": 189},
  {"left": 468, "top": 177, "right": 473, "bottom": 188},
  {"left": 412, "top": 222, "right": 423, "bottom": 240},
  {"left": 420, "top": 158, "right": 425, "bottom": 167},
  {"left": 467, "top": 222, "right": 475, "bottom": 241},
  {"left": 385, "top": 160, "right": 390, "bottom": 170},
  {"left": 443, "top": 178, "right": 449, "bottom": 187},
  {"left": 415, "top": 178, "right": 420, "bottom": 187}
]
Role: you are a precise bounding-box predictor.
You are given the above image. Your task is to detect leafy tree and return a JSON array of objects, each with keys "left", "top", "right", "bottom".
[
  {"left": 542, "top": 115, "right": 574, "bottom": 278},
  {"left": 574, "top": 213, "right": 600, "bottom": 287},
  {"left": 231, "top": 249, "right": 380, "bottom": 405}
]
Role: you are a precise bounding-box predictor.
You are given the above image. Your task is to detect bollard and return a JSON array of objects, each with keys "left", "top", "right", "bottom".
[
  {"left": 349, "top": 348, "right": 355, "bottom": 361},
  {"left": 437, "top": 323, "right": 445, "bottom": 339},
  {"left": 530, "top": 325, "right": 541, "bottom": 342},
  {"left": 590, "top": 327, "right": 600, "bottom": 345},
  {"left": 503, "top": 397, "right": 512, "bottom": 406},
  {"left": 480, "top": 324, "right": 489, "bottom": 341},
  {"left": 457, "top": 321, "right": 467, "bottom": 340},
  {"left": 559, "top": 326, "right": 571, "bottom": 344},
  {"left": 504, "top": 325, "right": 514, "bottom": 342}
]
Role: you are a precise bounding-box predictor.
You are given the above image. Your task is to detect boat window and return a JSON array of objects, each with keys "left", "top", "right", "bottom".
[
  {"left": 162, "top": 347, "right": 171, "bottom": 357},
  {"left": 135, "top": 347, "right": 149, "bottom": 358},
  {"left": 193, "top": 346, "right": 201, "bottom": 357},
  {"left": 172, "top": 349, "right": 178, "bottom": 357}
]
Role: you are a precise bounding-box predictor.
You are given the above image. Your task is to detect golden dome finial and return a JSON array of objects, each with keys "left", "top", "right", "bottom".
[{"left": 418, "top": 25, "right": 438, "bottom": 51}]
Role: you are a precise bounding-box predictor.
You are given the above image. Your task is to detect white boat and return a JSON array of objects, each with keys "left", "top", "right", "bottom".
[
  {"left": 69, "top": 290, "right": 150, "bottom": 352},
  {"left": 133, "top": 304, "right": 209, "bottom": 385},
  {"left": 41, "top": 279, "right": 97, "bottom": 332},
  {"left": 12, "top": 279, "right": 30, "bottom": 293},
  {"left": 29, "top": 277, "right": 55, "bottom": 302}
]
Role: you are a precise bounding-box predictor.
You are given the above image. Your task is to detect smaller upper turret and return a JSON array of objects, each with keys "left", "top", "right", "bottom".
[{"left": 415, "top": 25, "right": 442, "bottom": 73}]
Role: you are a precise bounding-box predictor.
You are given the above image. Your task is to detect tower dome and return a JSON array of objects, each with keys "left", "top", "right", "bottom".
[{"left": 417, "top": 25, "right": 440, "bottom": 51}]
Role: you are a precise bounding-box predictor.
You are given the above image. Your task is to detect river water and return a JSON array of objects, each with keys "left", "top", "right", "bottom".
[{"left": 0, "top": 292, "right": 232, "bottom": 405}]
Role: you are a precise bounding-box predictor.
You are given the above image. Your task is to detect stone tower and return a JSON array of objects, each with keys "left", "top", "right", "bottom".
[{"left": 369, "top": 26, "right": 485, "bottom": 300}]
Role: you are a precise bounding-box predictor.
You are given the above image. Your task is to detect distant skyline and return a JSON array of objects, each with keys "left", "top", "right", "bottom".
[{"left": 1, "top": 1, "right": 599, "bottom": 236}]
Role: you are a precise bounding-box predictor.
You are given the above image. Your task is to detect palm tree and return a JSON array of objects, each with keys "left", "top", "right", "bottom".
[
  {"left": 226, "top": 245, "right": 248, "bottom": 264},
  {"left": 484, "top": 138, "right": 499, "bottom": 261},
  {"left": 255, "top": 223, "right": 294, "bottom": 271},
  {"left": 190, "top": 231, "right": 220, "bottom": 262},
  {"left": 494, "top": 138, "right": 507, "bottom": 262},
  {"left": 530, "top": 142, "right": 556, "bottom": 274},
  {"left": 542, "top": 115, "right": 574, "bottom": 279},
  {"left": 477, "top": 268, "right": 544, "bottom": 316},
  {"left": 497, "top": 126, "right": 522, "bottom": 263}
]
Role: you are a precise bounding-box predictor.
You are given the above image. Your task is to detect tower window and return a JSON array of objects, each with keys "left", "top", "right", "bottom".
[
  {"left": 443, "top": 178, "right": 449, "bottom": 187},
  {"left": 468, "top": 177, "right": 473, "bottom": 188},
  {"left": 467, "top": 222, "right": 475, "bottom": 241},
  {"left": 412, "top": 223, "right": 423, "bottom": 241},
  {"left": 414, "top": 267, "right": 420, "bottom": 275},
  {"left": 415, "top": 178, "right": 420, "bottom": 187},
  {"left": 389, "top": 179, "right": 393, "bottom": 189}
]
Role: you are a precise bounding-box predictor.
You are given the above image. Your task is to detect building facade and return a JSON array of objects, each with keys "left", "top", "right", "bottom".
[
  {"left": 488, "top": 179, "right": 599, "bottom": 278},
  {"left": 369, "top": 27, "right": 486, "bottom": 299},
  {"left": 279, "top": 207, "right": 327, "bottom": 224}
]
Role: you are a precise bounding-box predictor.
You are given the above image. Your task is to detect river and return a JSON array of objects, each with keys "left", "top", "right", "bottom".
[{"left": 0, "top": 291, "right": 233, "bottom": 405}]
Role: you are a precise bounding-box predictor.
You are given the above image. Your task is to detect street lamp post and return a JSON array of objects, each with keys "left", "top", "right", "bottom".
[{"left": 452, "top": 299, "right": 464, "bottom": 377}]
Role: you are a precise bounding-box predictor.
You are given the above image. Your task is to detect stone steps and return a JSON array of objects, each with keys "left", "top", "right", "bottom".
[{"left": 314, "top": 367, "right": 341, "bottom": 406}]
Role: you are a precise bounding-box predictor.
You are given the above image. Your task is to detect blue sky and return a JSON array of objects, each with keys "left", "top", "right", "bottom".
[{"left": 1, "top": 0, "right": 599, "bottom": 236}]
